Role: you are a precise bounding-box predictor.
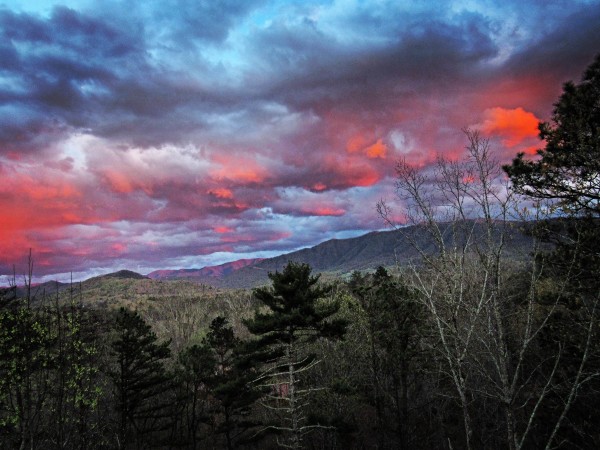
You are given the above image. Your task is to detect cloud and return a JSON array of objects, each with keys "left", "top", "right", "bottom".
[
  {"left": 1, "top": 0, "right": 599, "bottom": 279},
  {"left": 476, "top": 107, "right": 541, "bottom": 147}
]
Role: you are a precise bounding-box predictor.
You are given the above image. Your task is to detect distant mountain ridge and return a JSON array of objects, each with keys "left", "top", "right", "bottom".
[
  {"left": 146, "top": 221, "right": 533, "bottom": 288},
  {"left": 147, "top": 258, "right": 264, "bottom": 281},
  {"left": 8, "top": 221, "right": 534, "bottom": 293},
  {"left": 91, "top": 269, "right": 149, "bottom": 280}
]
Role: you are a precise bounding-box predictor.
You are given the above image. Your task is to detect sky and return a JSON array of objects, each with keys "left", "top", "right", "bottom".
[{"left": 0, "top": 0, "right": 599, "bottom": 282}]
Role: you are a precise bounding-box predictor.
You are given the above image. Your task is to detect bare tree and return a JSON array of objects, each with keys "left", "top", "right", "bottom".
[{"left": 378, "top": 130, "right": 599, "bottom": 450}]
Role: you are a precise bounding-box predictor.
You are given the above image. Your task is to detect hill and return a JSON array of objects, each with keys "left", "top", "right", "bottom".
[
  {"left": 162, "top": 221, "right": 533, "bottom": 288},
  {"left": 147, "top": 258, "right": 263, "bottom": 281},
  {"left": 11, "top": 221, "right": 534, "bottom": 297}
]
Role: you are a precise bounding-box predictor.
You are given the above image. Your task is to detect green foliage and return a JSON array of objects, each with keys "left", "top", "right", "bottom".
[
  {"left": 245, "top": 262, "right": 347, "bottom": 449},
  {"left": 0, "top": 303, "right": 53, "bottom": 447},
  {"left": 247, "top": 262, "right": 347, "bottom": 345},
  {"left": 504, "top": 54, "right": 600, "bottom": 216},
  {"left": 49, "top": 301, "right": 104, "bottom": 449},
  {"left": 177, "top": 316, "right": 262, "bottom": 450}
]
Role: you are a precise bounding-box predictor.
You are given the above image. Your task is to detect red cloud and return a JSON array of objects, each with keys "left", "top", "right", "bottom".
[
  {"left": 209, "top": 188, "right": 234, "bottom": 199},
  {"left": 346, "top": 134, "right": 368, "bottom": 153},
  {"left": 112, "top": 243, "right": 127, "bottom": 253},
  {"left": 365, "top": 139, "right": 387, "bottom": 159},
  {"left": 214, "top": 226, "right": 234, "bottom": 233},
  {"left": 103, "top": 170, "right": 135, "bottom": 193},
  {"left": 308, "top": 206, "right": 345, "bottom": 216},
  {"left": 210, "top": 154, "right": 266, "bottom": 184},
  {"left": 478, "top": 107, "right": 540, "bottom": 147}
]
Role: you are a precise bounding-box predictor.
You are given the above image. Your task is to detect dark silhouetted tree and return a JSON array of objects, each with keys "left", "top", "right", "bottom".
[
  {"left": 109, "top": 307, "right": 174, "bottom": 450},
  {"left": 504, "top": 54, "right": 600, "bottom": 217},
  {"left": 350, "top": 267, "right": 426, "bottom": 450}
]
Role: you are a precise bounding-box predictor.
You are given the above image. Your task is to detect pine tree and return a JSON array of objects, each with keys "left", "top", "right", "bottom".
[
  {"left": 350, "top": 267, "right": 425, "bottom": 449},
  {"left": 244, "top": 262, "right": 346, "bottom": 449},
  {"left": 177, "top": 316, "right": 262, "bottom": 450},
  {"left": 109, "top": 307, "right": 174, "bottom": 449},
  {"left": 504, "top": 54, "right": 600, "bottom": 217}
]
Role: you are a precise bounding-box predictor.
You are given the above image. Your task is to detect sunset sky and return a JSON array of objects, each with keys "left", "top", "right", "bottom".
[{"left": 1, "top": 0, "right": 599, "bottom": 281}]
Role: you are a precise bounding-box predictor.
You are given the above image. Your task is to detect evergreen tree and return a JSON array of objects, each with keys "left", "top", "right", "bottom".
[
  {"left": 177, "top": 316, "right": 262, "bottom": 450},
  {"left": 204, "top": 317, "right": 262, "bottom": 450},
  {"left": 501, "top": 56, "right": 600, "bottom": 448},
  {"left": 109, "top": 307, "right": 174, "bottom": 450},
  {"left": 245, "top": 262, "right": 346, "bottom": 449},
  {"left": 350, "top": 267, "right": 426, "bottom": 449},
  {"left": 504, "top": 54, "right": 600, "bottom": 217},
  {"left": 177, "top": 343, "right": 214, "bottom": 449}
]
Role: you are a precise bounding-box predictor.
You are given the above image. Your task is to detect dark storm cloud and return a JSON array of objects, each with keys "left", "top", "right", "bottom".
[
  {"left": 0, "top": 7, "right": 141, "bottom": 150},
  {"left": 0, "top": 4, "right": 264, "bottom": 151},
  {"left": 501, "top": 5, "right": 600, "bottom": 89},
  {"left": 249, "top": 11, "right": 499, "bottom": 112}
]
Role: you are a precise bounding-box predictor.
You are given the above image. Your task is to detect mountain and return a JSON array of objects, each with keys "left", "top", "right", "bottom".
[
  {"left": 156, "top": 221, "right": 533, "bottom": 289},
  {"left": 147, "top": 258, "right": 264, "bottom": 281},
  {"left": 90, "top": 269, "right": 149, "bottom": 280},
  {"left": 7, "top": 221, "right": 535, "bottom": 298}
]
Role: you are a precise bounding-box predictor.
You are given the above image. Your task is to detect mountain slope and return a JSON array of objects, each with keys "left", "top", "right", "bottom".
[
  {"left": 147, "top": 258, "right": 263, "bottom": 281},
  {"left": 206, "top": 221, "right": 533, "bottom": 288}
]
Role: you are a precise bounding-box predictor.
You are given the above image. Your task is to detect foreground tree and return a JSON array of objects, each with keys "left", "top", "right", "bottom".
[
  {"left": 379, "top": 129, "right": 599, "bottom": 450},
  {"left": 109, "top": 308, "right": 174, "bottom": 449},
  {"left": 504, "top": 53, "right": 600, "bottom": 309},
  {"left": 349, "top": 267, "right": 426, "bottom": 449},
  {"left": 504, "top": 54, "right": 600, "bottom": 217},
  {"left": 177, "top": 316, "right": 261, "bottom": 450},
  {"left": 245, "top": 262, "right": 347, "bottom": 449},
  {"left": 504, "top": 54, "right": 600, "bottom": 448}
]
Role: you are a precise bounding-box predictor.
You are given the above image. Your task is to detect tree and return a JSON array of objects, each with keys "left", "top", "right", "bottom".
[
  {"left": 504, "top": 54, "right": 600, "bottom": 217},
  {"left": 504, "top": 54, "right": 600, "bottom": 302},
  {"left": 379, "top": 129, "right": 599, "bottom": 450},
  {"left": 177, "top": 342, "right": 214, "bottom": 449},
  {"left": 0, "top": 257, "right": 54, "bottom": 450},
  {"left": 177, "top": 316, "right": 262, "bottom": 450},
  {"left": 0, "top": 299, "right": 53, "bottom": 449},
  {"left": 109, "top": 307, "right": 174, "bottom": 449},
  {"left": 206, "top": 316, "right": 263, "bottom": 449},
  {"left": 504, "top": 54, "right": 600, "bottom": 448},
  {"left": 244, "top": 262, "right": 347, "bottom": 449},
  {"left": 48, "top": 296, "right": 103, "bottom": 450},
  {"left": 349, "top": 267, "right": 426, "bottom": 450}
]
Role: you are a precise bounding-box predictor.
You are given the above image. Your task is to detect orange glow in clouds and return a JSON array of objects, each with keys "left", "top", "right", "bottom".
[
  {"left": 479, "top": 107, "right": 540, "bottom": 148},
  {"left": 209, "top": 188, "right": 234, "bottom": 199},
  {"left": 104, "top": 170, "right": 134, "bottom": 193},
  {"left": 346, "top": 134, "right": 368, "bottom": 153},
  {"left": 365, "top": 139, "right": 387, "bottom": 159},
  {"left": 214, "top": 226, "right": 234, "bottom": 233},
  {"left": 346, "top": 135, "right": 387, "bottom": 159},
  {"left": 210, "top": 155, "right": 266, "bottom": 183}
]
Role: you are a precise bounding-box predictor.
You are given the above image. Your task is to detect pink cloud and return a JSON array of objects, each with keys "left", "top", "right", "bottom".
[
  {"left": 365, "top": 139, "right": 387, "bottom": 159},
  {"left": 214, "top": 226, "right": 235, "bottom": 233},
  {"left": 477, "top": 107, "right": 541, "bottom": 147},
  {"left": 209, "top": 188, "right": 234, "bottom": 199}
]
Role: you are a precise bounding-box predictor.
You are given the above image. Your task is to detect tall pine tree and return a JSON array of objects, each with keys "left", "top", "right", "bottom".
[
  {"left": 245, "top": 262, "right": 346, "bottom": 449},
  {"left": 109, "top": 307, "right": 174, "bottom": 450}
]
